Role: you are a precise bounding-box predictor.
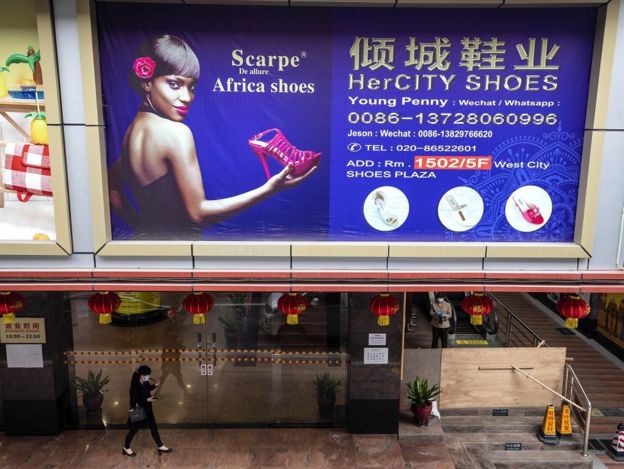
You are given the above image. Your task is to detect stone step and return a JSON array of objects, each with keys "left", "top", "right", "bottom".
[
  {"left": 441, "top": 407, "right": 545, "bottom": 417},
  {"left": 460, "top": 433, "right": 583, "bottom": 451},
  {"left": 592, "top": 452, "right": 624, "bottom": 468},
  {"left": 467, "top": 448, "right": 593, "bottom": 469},
  {"left": 441, "top": 415, "right": 580, "bottom": 434}
]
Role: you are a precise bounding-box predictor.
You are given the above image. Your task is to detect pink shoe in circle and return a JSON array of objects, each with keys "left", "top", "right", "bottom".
[
  {"left": 513, "top": 195, "right": 544, "bottom": 225},
  {"left": 248, "top": 128, "right": 321, "bottom": 179}
]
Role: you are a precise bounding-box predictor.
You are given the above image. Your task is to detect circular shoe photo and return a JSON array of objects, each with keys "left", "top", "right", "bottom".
[
  {"left": 505, "top": 185, "right": 552, "bottom": 232},
  {"left": 437, "top": 186, "right": 484, "bottom": 232},
  {"left": 363, "top": 186, "right": 409, "bottom": 232}
]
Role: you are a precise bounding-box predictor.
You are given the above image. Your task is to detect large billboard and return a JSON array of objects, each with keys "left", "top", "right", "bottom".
[{"left": 97, "top": 4, "right": 595, "bottom": 242}]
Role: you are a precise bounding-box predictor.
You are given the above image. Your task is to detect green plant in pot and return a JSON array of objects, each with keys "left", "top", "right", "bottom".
[
  {"left": 406, "top": 377, "right": 440, "bottom": 426},
  {"left": 228, "top": 292, "right": 248, "bottom": 335},
  {"left": 314, "top": 373, "right": 342, "bottom": 417},
  {"left": 227, "top": 292, "right": 247, "bottom": 319},
  {"left": 218, "top": 311, "right": 238, "bottom": 349},
  {"left": 72, "top": 369, "right": 110, "bottom": 415}
]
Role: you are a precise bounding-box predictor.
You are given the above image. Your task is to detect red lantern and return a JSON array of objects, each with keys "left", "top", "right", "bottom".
[
  {"left": 557, "top": 294, "right": 590, "bottom": 329},
  {"left": 88, "top": 292, "right": 121, "bottom": 325},
  {"left": 183, "top": 292, "right": 214, "bottom": 325},
  {"left": 0, "top": 292, "right": 25, "bottom": 324},
  {"left": 278, "top": 293, "right": 308, "bottom": 325},
  {"left": 369, "top": 293, "right": 400, "bottom": 327},
  {"left": 461, "top": 293, "right": 493, "bottom": 326}
]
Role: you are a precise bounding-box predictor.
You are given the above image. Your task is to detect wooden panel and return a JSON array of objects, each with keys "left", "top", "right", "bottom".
[
  {"left": 193, "top": 242, "right": 290, "bottom": 257},
  {"left": 291, "top": 242, "right": 388, "bottom": 258},
  {"left": 439, "top": 347, "right": 566, "bottom": 409},
  {"left": 36, "top": 0, "right": 62, "bottom": 125},
  {"left": 98, "top": 241, "right": 191, "bottom": 257},
  {"left": 390, "top": 242, "right": 486, "bottom": 258},
  {"left": 485, "top": 242, "right": 588, "bottom": 259}
]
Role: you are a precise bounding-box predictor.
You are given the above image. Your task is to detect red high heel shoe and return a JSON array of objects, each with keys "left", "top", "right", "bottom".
[
  {"left": 248, "top": 128, "right": 321, "bottom": 179},
  {"left": 513, "top": 195, "right": 544, "bottom": 225}
]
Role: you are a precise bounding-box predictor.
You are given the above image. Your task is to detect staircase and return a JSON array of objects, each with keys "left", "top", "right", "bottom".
[
  {"left": 492, "top": 293, "right": 624, "bottom": 439},
  {"left": 439, "top": 408, "right": 593, "bottom": 468}
]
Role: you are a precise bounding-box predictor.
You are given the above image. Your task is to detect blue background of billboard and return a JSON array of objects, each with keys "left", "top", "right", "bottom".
[{"left": 97, "top": 4, "right": 595, "bottom": 242}]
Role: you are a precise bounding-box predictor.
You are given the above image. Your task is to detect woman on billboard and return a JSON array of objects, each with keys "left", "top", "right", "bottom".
[{"left": 108, "top": 35, "right": 318, "bottom": 240}]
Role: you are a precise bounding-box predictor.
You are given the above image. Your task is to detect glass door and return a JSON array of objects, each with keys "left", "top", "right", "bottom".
[{"left": 68, "top": 291, "right": 349, "bottom": 427}]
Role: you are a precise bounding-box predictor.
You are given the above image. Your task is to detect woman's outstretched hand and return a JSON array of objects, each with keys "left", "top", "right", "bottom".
[{"left": 266, "top": 163, "right": 318, "bottom": 193}]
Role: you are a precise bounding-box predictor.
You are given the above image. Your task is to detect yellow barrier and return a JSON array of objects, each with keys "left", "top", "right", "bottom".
[
  {"left": 556, "top": 402, "right": 573, "bottom": 438},
  {"left": 537, "top": 404, "right": 559, "bottom": 445}
]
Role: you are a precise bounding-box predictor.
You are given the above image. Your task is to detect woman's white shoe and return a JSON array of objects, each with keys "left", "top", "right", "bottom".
[
  {"left": 122, "top": 447, "right": 136, "bottom": 457},
  {"left": 374, "top": 191, "right": 398, "bottom": 227}
]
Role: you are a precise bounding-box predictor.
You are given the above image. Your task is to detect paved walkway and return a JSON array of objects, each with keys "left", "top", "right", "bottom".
[{"left": 0, "top": 428, "right": 453, "bottom": 469}]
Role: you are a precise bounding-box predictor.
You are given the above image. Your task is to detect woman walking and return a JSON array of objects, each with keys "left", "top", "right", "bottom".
[{"left": 122, "top": 365, "right": 172, "bottom": 456}]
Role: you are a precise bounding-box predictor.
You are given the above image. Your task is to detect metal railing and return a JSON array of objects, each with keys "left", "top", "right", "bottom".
[
  {"left": 563, "top": 363, "right": 593, "bottom": 457},
  {"left": 490, "top": 294, "right": 546, "bottom": 347},
  {"left": 506, "top": 364, "right": 592, "bottom": 457}
]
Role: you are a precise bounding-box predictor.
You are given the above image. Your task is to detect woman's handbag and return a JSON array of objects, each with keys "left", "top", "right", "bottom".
[{"left": 128, "top": 404, "right": 146, "bottom": 423}]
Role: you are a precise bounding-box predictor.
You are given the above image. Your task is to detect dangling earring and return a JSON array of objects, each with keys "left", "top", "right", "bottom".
[{"left": 145, "top": 93, "right": 157, "bottom": 113}]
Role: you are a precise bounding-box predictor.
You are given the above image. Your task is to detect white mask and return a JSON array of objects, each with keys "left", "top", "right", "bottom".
[
  {"left": 143, "top": 375, "right": 150, "bottom": 382},
  {"left": 436, "top": 298, "right": 444, "bottom": 303}
]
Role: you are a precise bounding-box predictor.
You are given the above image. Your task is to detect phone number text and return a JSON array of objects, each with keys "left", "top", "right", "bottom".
[
  {"left": 418, "top": 129, "right": 493, "bottom": 138},
  {"left": 346, "top": 111, "right": 558, "bottom": 126}
]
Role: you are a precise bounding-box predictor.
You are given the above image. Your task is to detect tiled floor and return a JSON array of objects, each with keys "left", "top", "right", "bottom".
[{"left": 0, "top": 428, "right": 453, "bottom": 468}]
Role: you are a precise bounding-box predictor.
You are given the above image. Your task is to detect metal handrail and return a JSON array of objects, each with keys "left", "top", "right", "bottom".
[
  {"left": 511, "top": 366, "right": 585, "bottom": 412},
  {"left": 563, "top": 363, "right": 592, "bottom": 457},
  {"left": 490, "top": 294, "right": 546, "bottom": 347},
  {"left": 478, "top": 363, "right": 592, "bottom": 456},
  {"left": 512, "top": 364, "right": 591, "bottom": 457}
]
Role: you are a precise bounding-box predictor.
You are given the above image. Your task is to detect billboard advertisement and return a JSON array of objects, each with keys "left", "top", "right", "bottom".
[{"left": 97, "top": 4, "right": 595, "bottom": 242}]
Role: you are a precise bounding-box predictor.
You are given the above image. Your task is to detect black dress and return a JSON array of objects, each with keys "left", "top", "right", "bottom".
[
  {"left": 117, "top": 155, "right": 203, "bottom": 241},
  {"left": 124, "top": 378, "right": 163, "bottom": 448}
]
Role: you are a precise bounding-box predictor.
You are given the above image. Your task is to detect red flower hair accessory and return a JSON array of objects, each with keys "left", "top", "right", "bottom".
[{"left": 133, "top": 56, "right": 156, "bottom": 80}]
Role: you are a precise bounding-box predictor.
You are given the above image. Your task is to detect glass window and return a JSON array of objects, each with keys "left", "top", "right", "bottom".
[{"left": 68, "top": 291, "right": 349, "bottom": 427}]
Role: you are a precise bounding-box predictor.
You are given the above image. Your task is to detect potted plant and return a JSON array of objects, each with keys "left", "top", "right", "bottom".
[
  {"left": 218, "top": 311, "right": 238, "bottom": 349},
  {"left": 406, "top": 377, "right": 440, "bottom": 426},
  {"left": 72, "top": 369, "right": 110, "bottom": 415},
  {"left": 228, "top": 292, "right": 248, "bottom": 336},
  {"left": 314, "top": 372, "right": 342, "bottom": 417}
]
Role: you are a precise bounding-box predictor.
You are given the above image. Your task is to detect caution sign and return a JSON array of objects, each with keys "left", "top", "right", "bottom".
[
  {"left": 0, "top": 318, "right": 46, "bottom": 344},
  {"left": 557, "top": 403, "right": 573, "bottom": 438},
  {"left": 537, "top": 404, "right": 559, "bottom": 445}
]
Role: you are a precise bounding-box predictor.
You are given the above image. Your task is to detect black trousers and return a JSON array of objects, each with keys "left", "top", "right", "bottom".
[
  {"left": 124, "top": 415, "right": 163, "bottom": 448},
  {"left": 432, "top": 327, "right": 449, "bottom": 348}
]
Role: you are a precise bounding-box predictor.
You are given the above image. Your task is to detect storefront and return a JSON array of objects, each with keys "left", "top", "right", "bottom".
[
  {"left": 0, "top": 0, "right": 623, "bottom": 437},
  {"left": 67, "top": 291, "right": 350, "bottom": 428}
]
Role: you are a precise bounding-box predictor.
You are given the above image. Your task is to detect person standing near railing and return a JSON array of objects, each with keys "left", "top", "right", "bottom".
[{"left": 430, "top": 293, "right": 452, "bottom": 348}]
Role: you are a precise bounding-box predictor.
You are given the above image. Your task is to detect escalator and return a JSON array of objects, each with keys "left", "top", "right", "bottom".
[{"left": 444, "top": 293, "right": 499, "bottom": 346}]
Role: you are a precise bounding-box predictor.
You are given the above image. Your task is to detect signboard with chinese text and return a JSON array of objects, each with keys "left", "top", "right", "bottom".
[
  {"left": 6, "top": 344, "right": 43, "bottom": 368},
  {"left": 364, "top": 347, "right": 389, "bottom": 364},
  {"left": 97, "top": 5, "right": 595, "bottom": 243},
  {"left": 0, "top": 317, "right": 46, "bottom": 343},
  {"left": 368, "top": 333, "right": 386, "bottom": 346}
]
